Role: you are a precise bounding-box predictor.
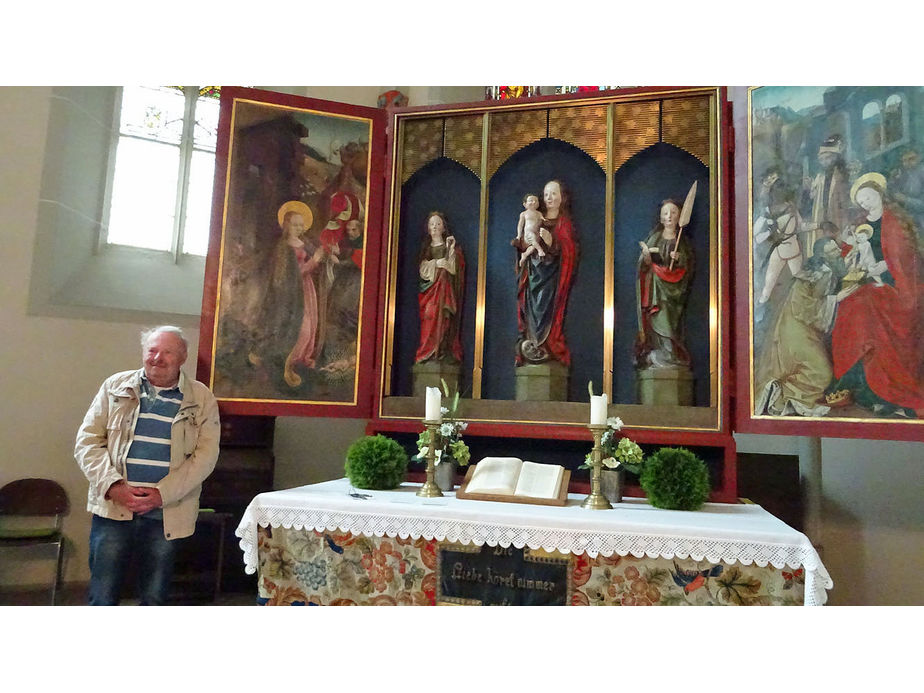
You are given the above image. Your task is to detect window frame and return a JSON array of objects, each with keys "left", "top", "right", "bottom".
[
  {"left": 861, "top": 91, "right": 910, "bottom": 159},
  {"left": 99, "top": 85, "right": 217, "bottom": 262}
]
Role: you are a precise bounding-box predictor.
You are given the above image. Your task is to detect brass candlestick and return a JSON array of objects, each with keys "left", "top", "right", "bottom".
[
  {"left": 416, "top": 420, "right": 443, "bottom": 498},
  {"left": 582, "top": 423, "right": 612, "bottom": 510}
]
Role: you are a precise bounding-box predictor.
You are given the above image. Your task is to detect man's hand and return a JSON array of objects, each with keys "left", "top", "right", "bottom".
[{"left": 105, "top": 480, "right": 163, "bottom": 513}]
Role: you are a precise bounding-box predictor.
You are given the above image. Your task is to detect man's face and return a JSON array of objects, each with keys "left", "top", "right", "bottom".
[
  {"left": 818, "top": 151, "right": 837, "bottom": 169},
  {"left": 903, "top": 152, "right": 919, "bottom": 169},
  {"left": 346, "top": 220, "right": 361, "bottom": 240},
  {"left": 143, "top": 331, "right": 187, "bottom": 387},
  {"left": 820, "top": 239, "right": 848, "bottom": 277}
]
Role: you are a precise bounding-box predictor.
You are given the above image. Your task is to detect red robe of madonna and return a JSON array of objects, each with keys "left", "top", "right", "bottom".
[{"left": 831, "top": 208, "right": 924, "bottom": 411}]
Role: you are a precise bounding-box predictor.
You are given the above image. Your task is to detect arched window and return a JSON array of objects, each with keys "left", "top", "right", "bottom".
[
  {"left": 862, "top": 101, "right": 882, "bottom": 154},
  {"left": 884, "top": 93, "right": 904, "bottom": 145},
  {"left": 104, "top": 86, "right": 220, "bottom": 257}
]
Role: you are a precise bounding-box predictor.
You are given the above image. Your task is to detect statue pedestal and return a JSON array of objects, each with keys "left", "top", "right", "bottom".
[
  {"left": 515, "top": 362, "right": 569, "bottom": 401},
  {"left": 636, "top": 367, "right": 694, "bottom": 406},
  {"left": 412, "top": 361, "right": 460, "bottom": 398}
]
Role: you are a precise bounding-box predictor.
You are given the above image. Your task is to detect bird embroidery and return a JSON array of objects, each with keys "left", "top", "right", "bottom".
[{"left": 671, "top": 561, "right": 724, "bottom": 593}]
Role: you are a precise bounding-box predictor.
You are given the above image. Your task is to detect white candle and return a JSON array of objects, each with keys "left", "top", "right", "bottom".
[
  {"left": 590, "top": 394, "right": 607, "bottom": 425},
  {"left": 425, "top": 387, "right": 442, "bottom": 422}
]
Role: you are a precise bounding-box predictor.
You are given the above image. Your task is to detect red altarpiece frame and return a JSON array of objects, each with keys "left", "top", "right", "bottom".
[
  {"left": 199, "top": 86, "right": 741, "bottom": 501},
  {"left": 731, "top": 86, "right": 924, "bottom": 442}
]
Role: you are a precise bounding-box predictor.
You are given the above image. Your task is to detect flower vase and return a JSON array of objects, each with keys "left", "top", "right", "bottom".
[
  {"left": 601, "top": 468, "right": 624, "bottom": 504},
  {"left": 435, "top": 459, "right": 457, "bottom": 492}
]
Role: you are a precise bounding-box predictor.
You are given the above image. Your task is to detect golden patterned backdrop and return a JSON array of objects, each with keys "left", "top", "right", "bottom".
[
  {"left": 662, "top": 95, "right": 710, "bottom": 166},
  {"left": 401, "top": 117, "right": 444, "bottom": 184},
  {"left": 444, "top": 114, "right": 484, "bottom": 178},
  {"left": 399, "top": 94, "right": 711, "bottom": 185},
  {"left": 487, "top": 109, "right": 548, "bottom": 180},
  {"left": 612, "top": 100, "right": 661, "bottom": 172},
  {"left": 549, "top": 104, "right": 608, "bottom": 170}
]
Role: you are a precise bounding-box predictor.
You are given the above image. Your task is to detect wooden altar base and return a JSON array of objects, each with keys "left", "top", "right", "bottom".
[
  {"left": 515, "top": 362, "right": 569, "bottom": 401},
  {"left": 636, "top": 367, "right": 694, "bottom": 406},
  {"left": 412, "top": 361, "right": 460, "bottom": 398}
]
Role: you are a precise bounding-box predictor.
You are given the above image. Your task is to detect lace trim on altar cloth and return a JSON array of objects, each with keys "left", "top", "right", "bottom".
[{"left": 236, "top": 507, "right": 833, "bottom": 606}]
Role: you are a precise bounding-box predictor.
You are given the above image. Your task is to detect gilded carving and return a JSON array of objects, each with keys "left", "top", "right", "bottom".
[
  {"left": 550, "top": 104, "right": 608, "bottom": 170},
  {"left": 612, "top": 100, "right": 660, "bottom": 171},
  {"left": 401, "top": 117, "right": 444, "bottom": 183},
  {"left": 662, "top": 95, "right": 710, "bottom": 165},
  {"left": 444, "top": 114, "right": 484, "bottom": 178},
  {"left": 488, "top": 109, "right": 547, "bottom": 179}
]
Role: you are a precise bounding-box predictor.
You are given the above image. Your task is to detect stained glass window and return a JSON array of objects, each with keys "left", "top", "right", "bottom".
[{"left": 106, "top": 86, "right": 220, "bottom": 256}]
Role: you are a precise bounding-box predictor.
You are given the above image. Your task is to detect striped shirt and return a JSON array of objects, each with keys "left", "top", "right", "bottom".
[{"left": 124, "top": 378, "right": 181, "bottom": 488}]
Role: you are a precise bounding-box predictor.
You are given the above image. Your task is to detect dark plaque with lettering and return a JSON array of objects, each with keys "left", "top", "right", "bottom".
[{"left": 437, "top": 543, "right": 572, "bottom": 605}]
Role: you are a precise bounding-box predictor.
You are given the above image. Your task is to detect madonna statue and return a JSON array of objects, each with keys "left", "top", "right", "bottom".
[{"left": 514, "top": 179, "right": 578, "bottom": 366}]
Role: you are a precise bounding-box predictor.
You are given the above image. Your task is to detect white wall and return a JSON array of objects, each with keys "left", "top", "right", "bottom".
[
  {"left": 0, "top": 85, "right": 482, "bottom": 590},
  {"left": 0, "top": 86, "right": 208, "bottom": 587},
  {"left": 2, "top": 85, "right": 921, "bottom": 604}
]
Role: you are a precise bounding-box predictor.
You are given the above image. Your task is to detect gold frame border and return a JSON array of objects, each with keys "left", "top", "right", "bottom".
[
  {"left": 744, "top": 87, "right": 922, "bottom": 428},
  {"left": 209, "top": 97, "right": 375, "bottom": 407},
  {"left": 380, "top": 87, "right": 724, "bottom": 431}
]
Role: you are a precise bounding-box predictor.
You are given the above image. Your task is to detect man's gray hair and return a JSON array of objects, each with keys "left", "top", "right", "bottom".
[{"left": 141, "top": 325, "right": 188, "bottom": 353}]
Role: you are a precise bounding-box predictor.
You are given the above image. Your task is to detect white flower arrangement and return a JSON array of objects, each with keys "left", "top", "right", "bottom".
[
  {"left": 580, "top": 415, "right": 644, "bottom": 474},
  {"left": 415, "top": 382, "right": 470, "bottom": 467}
]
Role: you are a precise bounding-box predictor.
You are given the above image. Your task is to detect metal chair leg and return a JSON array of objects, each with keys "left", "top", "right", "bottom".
[{"left": 52, "top": 539, "right": 64, "bottom": 606}]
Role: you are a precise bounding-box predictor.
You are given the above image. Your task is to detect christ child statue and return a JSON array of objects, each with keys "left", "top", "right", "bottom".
[{"left": 516, "top": 193, "right": 551, "bottom": 267}]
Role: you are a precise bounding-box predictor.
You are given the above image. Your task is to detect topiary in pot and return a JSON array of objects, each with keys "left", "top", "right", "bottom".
[
  {"left": 344, "top": 434, "right": 409, "bottom": 490},
  {"left": 639, "top": 447, "right": 710, "bottom": 511}
]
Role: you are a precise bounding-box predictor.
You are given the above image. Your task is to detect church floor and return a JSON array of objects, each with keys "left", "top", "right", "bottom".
[{"left": 0, "top": 584, "right": 257, "bottom": 606}]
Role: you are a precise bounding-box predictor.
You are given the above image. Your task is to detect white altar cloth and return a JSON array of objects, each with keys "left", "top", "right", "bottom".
[{"left": 236, "top": 478, "right": 833, "bottom": 605}]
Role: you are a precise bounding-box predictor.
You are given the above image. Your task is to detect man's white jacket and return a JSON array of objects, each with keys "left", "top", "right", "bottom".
[{"left": 75, "top": 368, "right": 221, "bottom": 539}]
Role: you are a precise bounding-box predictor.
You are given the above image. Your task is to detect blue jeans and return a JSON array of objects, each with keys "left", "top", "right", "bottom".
[{"left": 88, "top": 514, "right": 179, "bottom": 605}]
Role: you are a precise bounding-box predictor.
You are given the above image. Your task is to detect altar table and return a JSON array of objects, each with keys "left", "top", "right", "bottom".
[{"left": 236, "top": 478, "right": 832, "bottom": 606}]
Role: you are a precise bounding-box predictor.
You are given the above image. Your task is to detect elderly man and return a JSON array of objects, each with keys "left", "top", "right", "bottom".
[{"left": 75, "top": 326, "right": 220, "bottom": 605}]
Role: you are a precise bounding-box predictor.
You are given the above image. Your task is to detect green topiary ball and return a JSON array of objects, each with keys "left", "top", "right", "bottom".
[
  {"left": 639, "top": 447, "right": 711, "bottom": 511},
  {"left": 344, "top": 434, "right": 409, "bottom": 490}
]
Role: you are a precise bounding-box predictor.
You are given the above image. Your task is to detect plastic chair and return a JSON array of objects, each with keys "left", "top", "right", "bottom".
[{"left": 0, "top": 478, "right": 69, "bottom": 605}]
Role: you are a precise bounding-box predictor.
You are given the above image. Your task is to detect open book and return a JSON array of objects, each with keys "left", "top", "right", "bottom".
[{"left": 456, "top": 457, "right": 570, "bottom": 506}]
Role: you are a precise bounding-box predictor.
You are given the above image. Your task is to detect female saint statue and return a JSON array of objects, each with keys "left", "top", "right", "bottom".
[
  {"left": 635, "top": 198, "right": 695, "bottom": 370},
  {"left": 415, "top": 211, "right": 465, "bottom": 364}
]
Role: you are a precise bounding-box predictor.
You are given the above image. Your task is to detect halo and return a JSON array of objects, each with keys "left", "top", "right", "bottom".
[
  {"left": 276, "top": 200, "right": 313, "bottom": 229},
  {"left": 850, "top": 172, "right": 887, "bottom": 204}
]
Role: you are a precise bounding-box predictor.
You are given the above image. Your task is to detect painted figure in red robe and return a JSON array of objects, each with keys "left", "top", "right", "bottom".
[
  {"left": 414, "top": 211, "right": 464, "bottom": 364},
  {"left": 828, "top": 172, "right": 924, "bottom": 417},
  {"left": 247, "top": 200, "right": 325, "bottom": 389},
  {"left": 635, "top": 199, "right": 695, "bottom": 369},
  {"left": 514, "top": 179, "right": 578, "bottom": 366}
]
